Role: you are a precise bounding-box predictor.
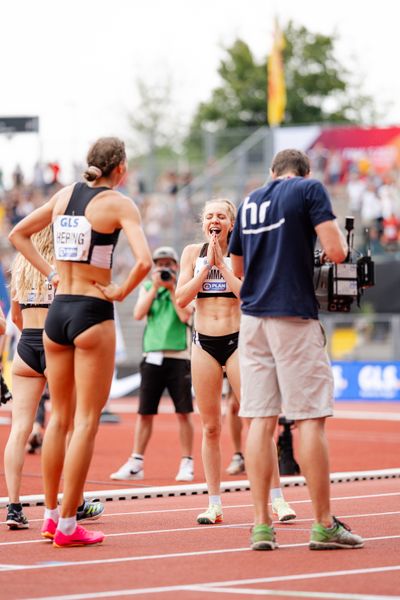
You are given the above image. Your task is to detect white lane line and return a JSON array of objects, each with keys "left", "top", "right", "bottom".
[
  {"left": 189, "top": 586, "right": 400, "bottom": 598},
  {"left": 0, "top": 510, "right": 398, "bottom": 548},
  {"left": 1, "top": 510, "right": 399, "bottom": 547},
  {"left": 1, "top": 490, "right": 399, "bottom": 527},
  {"left": 19, "top": 564, "right": 400, "bottom": 599},
  {"left": 1, "top": 535, "right": 400, "bottom": 572},
  {"left": 200, "top": 564, "right": 400, "bottom": 588},
  {"left": 2, "top": 469, "right": 399, "bottom": 508},
  {"left": 334, "top": 410, "right": 400, "bottom": 422}
]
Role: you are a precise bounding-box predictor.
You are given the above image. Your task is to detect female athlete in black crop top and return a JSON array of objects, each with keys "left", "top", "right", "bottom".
[
  {"left": 4, "top": 225, "right": 53, "bottom": 529},
  {"left": 176, "top": 199, "right": 243, "bottom": 524},
  {"left": 9, "top": 136, "right": 152, "bottom": 547},
  {"left": 176, "top": 198, "right": 295, "bottom": 526}
]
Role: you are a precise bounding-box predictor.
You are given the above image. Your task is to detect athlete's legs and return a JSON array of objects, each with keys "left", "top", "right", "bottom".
[
  {"left": 270, "top": 439, "right": 282, "bottom": 488},
  {"left": 60, "top": 320, "right": 116, "bottom": 517},
  {"left": 225, "top": 350, "right": 243, "bottom": 444},
  {"left": 295, "top": 417, "right": 331, "bottom": 526},
  {"left": 133, "top": 414, "right": 154, "bottom": 455},
  {"left": 245, "top": 415, "right": 278, "bottom": 526},
  {"left": 176, "top": 412, "right": 194, "bottom": 457},
  {"left": 42, "top": 334, "right": 75, "bottom": 510},
  {"left": 226, "top": 389, "right": 242, "bottom": 454},
  {"left": 4, "top": 354, "right": 46, "bottom": 502},
  {"left": 226, "top": 350, "right": 286, "bottom": 495},
  {"left": 191, "top": 344, "right": 223, "bottom": 496}
]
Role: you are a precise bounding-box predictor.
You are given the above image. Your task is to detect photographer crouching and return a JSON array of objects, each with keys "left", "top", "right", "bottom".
[{"left": 110, "top": 246, "right": 195, "bottom": 482}]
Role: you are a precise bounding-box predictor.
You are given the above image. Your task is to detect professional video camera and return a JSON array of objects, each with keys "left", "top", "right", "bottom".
[{"left": 313, "top": 216, "right": 375, "bottom": 312}]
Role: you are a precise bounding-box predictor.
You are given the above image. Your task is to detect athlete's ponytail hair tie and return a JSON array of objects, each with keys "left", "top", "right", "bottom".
[{"left": 83, "top": 165, "right": 103, "bottom": 182}]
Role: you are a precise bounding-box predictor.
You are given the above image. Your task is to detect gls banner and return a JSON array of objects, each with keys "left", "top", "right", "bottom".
[{"left": 332, "top": 361, "right": 400, "bottom": 401}]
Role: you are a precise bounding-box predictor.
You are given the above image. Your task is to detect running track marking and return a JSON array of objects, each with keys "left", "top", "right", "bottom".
[
  {"left": 187, "top": 587, "right": 400, "bottom": 598},
  {"left": 106, "top": 401, "right": 400, "bottom": 421},
  {"left": 334, "top": 410, "right": 400, "bottom": 422},
  {"left": 18, "top": 565, "right": 400, "bottom": 599},
  {"left": 2, "top": 468, "right": 399, "bottom": 507},
  {"left": 1, "top": 490, "right": 399, "bottom": 527},
  {"left": 0, "top": 534, "right": 399, "bottom": 572},
  {"left": 0, "top": 511, "right": 398, "bottom": 547},
  {"left": 0, "top": 492, "right": 400, "bottom": 532}
]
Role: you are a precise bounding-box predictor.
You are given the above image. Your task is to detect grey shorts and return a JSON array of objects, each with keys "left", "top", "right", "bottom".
[{"left": 238, "top": 315, "right": 334, "bottom": 421}]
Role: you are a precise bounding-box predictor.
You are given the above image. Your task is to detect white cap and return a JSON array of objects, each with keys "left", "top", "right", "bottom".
[{"left": 152, "top": 246, "right": 179, "bottom": 264}]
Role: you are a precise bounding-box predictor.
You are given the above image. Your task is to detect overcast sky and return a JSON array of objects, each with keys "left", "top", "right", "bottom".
[{"left": 1, "top": 0, "right": 399, "bottom": 184}]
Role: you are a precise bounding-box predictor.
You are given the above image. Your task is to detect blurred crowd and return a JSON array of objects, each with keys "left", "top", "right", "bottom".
[
  {"left": 0, "top": 163, "right": 195, "bottom": 280},
  {"left": 309, "top": 145, "right": 400, "bottom": 254},
  {"left": 2, "top": 151, "right": 400, "bottom": 273}
]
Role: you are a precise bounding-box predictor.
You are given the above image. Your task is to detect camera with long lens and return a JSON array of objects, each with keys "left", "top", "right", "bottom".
[
  {"left": 313, "top": 216, "right": 375, "bottom": 312},
  {"left": 159, "top": 268, "right": 175, "bottom": 282}
]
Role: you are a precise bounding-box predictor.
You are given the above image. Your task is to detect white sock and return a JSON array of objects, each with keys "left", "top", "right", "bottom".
[
  {"left": 209, "top": 495, "right": 221, "bottom": 506},
  {"left": 270, "top": 488, "right": 283, "bottom": 502},
  {"left": 44, "top": 507, "right": 59, "bottom": 522},
  {"left": 131, "top": 454, "right": 144, "bottom": 463},
  {"left": 57, "top": 516, "right": 77, "bottom": 535}
]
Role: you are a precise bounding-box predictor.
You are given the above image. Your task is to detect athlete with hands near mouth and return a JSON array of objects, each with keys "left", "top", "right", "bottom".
[
  {"left": 176, "top": 199, "right": 241, "bottom": 525},
  {"left": 176, "top": 198, "right": 296, "bottom": 526}
]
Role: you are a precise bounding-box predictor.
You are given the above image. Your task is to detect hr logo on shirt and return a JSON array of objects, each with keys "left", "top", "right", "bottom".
[{"left": 241, "top": 196, "right": 285, "bottom": 235}]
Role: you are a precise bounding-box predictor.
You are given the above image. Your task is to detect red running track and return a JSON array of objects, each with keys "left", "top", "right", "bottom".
[
  {"left": 0, "top": 398, "right": 399, "bottom": 598},
  {"left": 0, "top": 398, "right": 399, "bottom": 497},
  {"left": 0, "top": 478, "right": 399, "bottom": 599}
]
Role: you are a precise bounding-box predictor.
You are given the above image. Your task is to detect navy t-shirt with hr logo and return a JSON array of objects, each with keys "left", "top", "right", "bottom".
[{"left": 228, "top": 177, "right": 336, "bottom": 319}]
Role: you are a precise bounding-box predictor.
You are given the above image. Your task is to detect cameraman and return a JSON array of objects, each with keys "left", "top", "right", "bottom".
[
  {"left": 110, "top": 247, "right": 195, "bottom": 482},
  {"left": 229, "top": 148, "right": 364, "bottom": 551}
]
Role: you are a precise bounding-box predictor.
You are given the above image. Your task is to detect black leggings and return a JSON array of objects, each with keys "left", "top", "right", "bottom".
[{"left": 45, "top": 294, "right": 114, "bottom": 346}]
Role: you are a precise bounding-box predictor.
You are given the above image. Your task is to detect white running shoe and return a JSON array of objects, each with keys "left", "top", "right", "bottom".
[
  {"left": 271, "top": 497, "right": 296, "bottom": 522},
  {"left": 197, "top": 504, "right": 223, "bottom": 524},
  {"left": 226, "top": 453, "right": 245, "bottom": 475},
  {"left": 175, "top": 457, "right": 194, "bottom": 482},
  {"left": 110, "top": 459, "right": 144, "bottom": 480}
]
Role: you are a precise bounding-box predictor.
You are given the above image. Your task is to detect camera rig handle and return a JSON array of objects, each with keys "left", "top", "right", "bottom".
[{"left": 345, "top": 215, "right": 355, "bottom": 259}]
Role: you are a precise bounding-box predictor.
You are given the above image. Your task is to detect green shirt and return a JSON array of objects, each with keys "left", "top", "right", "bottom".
[{"left": 142, "top": 281, "right": 187, "bottom": 352}]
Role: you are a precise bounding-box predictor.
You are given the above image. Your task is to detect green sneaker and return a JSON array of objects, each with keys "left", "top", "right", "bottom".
[
  {"left": 310, "top": 516, "right": 364, "bottom": 550},
  {"left": 251, "top": 524, "right": 277, "bottom": 551},
  {"left": 76, "top": 499, "right": 105, "bottom": 522}
]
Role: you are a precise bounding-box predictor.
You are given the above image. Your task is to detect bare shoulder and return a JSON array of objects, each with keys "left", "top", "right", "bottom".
[
  {"left": 182, "top": 243, "right": 203, "bottom": 260},
  {"left": 108, "top": 190, "right": 139, "bottom": 211},
  {"left": 52, "top": 183, "right": 76, "bottom": 213},
  {"left": 57, "top": 183, "right": 75, "bottom": 198}
]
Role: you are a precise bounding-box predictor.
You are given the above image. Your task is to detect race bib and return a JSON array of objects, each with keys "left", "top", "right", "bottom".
[
  {"left": 196, "top": 256, "right": 232, "bottom": 294},
  {"left": 24, "top": 282, "right": 54, "bottom": 305},
  {"left": 54, "top": 215, "right": 91, "bottom": 261}
]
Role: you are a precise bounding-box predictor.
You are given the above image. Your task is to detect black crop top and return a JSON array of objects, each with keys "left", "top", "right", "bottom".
[
  {"left": 53, "top": 182, "right": 121, "bottom": 268},
  {"left": 196, "top": 243, "right": 237, "bottom": 299}
]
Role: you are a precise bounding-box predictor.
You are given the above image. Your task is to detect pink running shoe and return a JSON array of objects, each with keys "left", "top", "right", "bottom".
[
  {"left": 41, "top": 518, "right": 57, "bottom": 540},
  {"left": 53, "top": 525, "right": 105, "bottom": 548}
]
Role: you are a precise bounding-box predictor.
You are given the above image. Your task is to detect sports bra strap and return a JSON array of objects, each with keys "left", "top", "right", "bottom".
[{"left": 199, "top": 243, "right": 208, "bottom": 257}]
